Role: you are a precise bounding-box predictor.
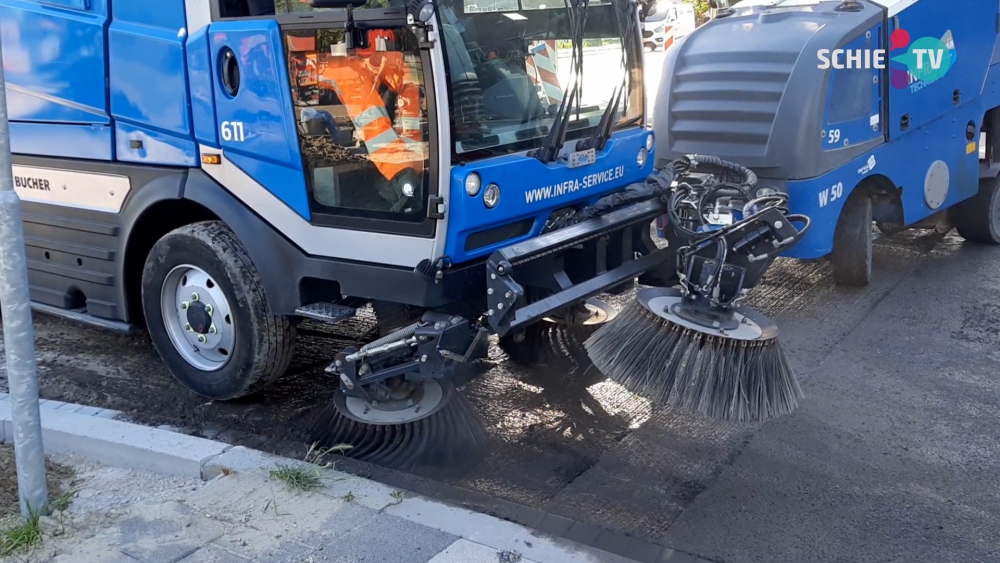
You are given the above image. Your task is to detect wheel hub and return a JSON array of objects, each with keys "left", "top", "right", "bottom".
[
  {"left": 186, "top": 301, "right": 212, "bottom": 334},
  {"left": 160, "top": 265, "right": 236, "bottom": 372}
]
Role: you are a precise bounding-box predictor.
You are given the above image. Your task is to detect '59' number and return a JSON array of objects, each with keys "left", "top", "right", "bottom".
[{"left": 221, "top": 121, "right": 246, "bottom": 142}]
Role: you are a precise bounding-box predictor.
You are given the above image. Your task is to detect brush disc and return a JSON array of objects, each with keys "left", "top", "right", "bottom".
[
  {"left": 333, "top": 378, "right": 454, "bottom": 425},
  {"left": 584, "top": 287, "right": 803, "bottom": 422},
  {"left": 307, "top": 386, "right": 489, "bottom": 473}
]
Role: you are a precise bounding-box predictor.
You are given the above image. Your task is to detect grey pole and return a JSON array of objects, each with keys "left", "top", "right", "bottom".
[{"left": 0, "top": 36, "right": 48, "bottom": 519}]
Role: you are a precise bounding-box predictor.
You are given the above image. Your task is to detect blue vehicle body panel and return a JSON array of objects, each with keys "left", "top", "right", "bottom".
[
  {"left": 8, "top": 122, "right": 114, "bottom": 160},
  {"left": 446, "top": 129, "right": 654, "bottom": 263},
  {"left": 186, "top": 25, "right": 219, "bottom": 149},
  {"left": 109, "top": 1, "right": 197, "bottom": 166},
  {"left": 886, "top": 0, "right": 991, "bottom": 142},
  {"left": 206, "top": 20, "right": 312, "bottom": 220},
  {"left": 783, "top": 101, "right": 986, "bottom": 260},
  {"left": 0, "top": 0, "right": 112, "bottom": 158}
]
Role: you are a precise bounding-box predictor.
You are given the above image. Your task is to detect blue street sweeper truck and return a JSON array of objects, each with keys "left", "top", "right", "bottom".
[{"left": 653, "top": 0, "right": 1000, "bottom": 287}]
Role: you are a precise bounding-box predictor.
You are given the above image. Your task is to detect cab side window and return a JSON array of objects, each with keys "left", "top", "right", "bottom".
[{"left": 285, "top": 27, "right": 430, "bottom": 221}]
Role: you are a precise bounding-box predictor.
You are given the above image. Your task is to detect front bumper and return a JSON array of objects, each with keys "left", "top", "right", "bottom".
[{"left": 484, "top": 197, "right": 671, "bottom": 336}]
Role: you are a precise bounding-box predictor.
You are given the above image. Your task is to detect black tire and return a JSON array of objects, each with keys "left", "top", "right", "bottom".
[
  {"left": 954, "top": 174, "right": 1000, "bottom": 244},
  {"left": 831, "top": 188, "right": 873, "bottom": 287},
  {"left": 141, "top": 221, "right": 296, "bottom": 400},
  {"left": 498, "top": 322, "right": 547, "bottom": 365},
  {"left": 498, "top": 298, "right": 616, "bottom": 365},
  {"left": 371, "top": 300, "right": 425, "bottom": 336},
  {"left": 875, "top": 220, "right": 905, "bottom": 236}
]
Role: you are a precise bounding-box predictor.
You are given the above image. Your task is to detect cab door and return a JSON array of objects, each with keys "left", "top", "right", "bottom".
[{"left": 205, "top": 10, "right": 440, "bottom": 241}]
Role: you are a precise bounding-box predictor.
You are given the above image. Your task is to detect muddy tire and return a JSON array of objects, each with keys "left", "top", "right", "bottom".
[
  {"left": 141, "top": 221, "right": 296, "bottom": 401},
  {"left": 831, "top": 188, "right": 873, "bottom": 287},
  {"left": 953, "top": 174, "right": 1000, "bottom": 244},
  {"left": 371, "top": 300, "right": 425, "bottom": 336}
]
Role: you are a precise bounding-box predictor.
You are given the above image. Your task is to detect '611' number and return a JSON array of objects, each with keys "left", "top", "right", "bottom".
[{"left": 221, "top": 121, "right": 246, "bottom": 142}]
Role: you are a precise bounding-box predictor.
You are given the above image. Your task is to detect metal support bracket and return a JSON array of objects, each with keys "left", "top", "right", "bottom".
[{"left": 484, "top": 198, "right": 670, "bottom": 336}]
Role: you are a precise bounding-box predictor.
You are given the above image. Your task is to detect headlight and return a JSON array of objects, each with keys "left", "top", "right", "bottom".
[
  {"left": 417, "top": 0, "right": 435, "bottom": 22},
  {"left": 655, "top": 25, "right": 665, "bottom": 32},
  {"left": 483, "top": 183, "right": 500, "bottom": 208},
  {"left": 637, "top": 148, "right": 648, "bottom": 168},
  {"left": 465, "top": 173, "right": 481, "bottom": 197},
  {"left": 645, "top": 133, "right": 654, "bottom": 151}
]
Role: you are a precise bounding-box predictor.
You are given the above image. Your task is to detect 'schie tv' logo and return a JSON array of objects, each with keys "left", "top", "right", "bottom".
[
  {"left": 887, "top": 28, "right": 955, "bottom": 90},
  {"left": 816, "top": 28, "right": 956, "bottom": 91}
]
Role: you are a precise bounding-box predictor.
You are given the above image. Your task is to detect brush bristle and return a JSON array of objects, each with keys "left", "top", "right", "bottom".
[
  {"left": 584, "top": 300, "right": 803, "bottom": 423},
  {"left": 308, "top": 392, "right": 489, "bottom": 473}
]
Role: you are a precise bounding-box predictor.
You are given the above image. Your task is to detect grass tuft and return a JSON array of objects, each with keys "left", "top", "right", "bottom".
[
  {"left": 303, "top": 442, "right": 353, "bottom": 469},
  {"left": 267, "top": 464, "right": 323, "bottom": 492},
  {"left": 49, "top": 488, "right": 78, "bottom": 513},
  {"left": 0, "top": 514, "right": 42, "bottom": 557}
]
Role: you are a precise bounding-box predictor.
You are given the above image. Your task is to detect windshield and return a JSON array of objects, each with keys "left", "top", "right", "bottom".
[{"left": 435, "top": 0, "right": 644, "bottom": 161}]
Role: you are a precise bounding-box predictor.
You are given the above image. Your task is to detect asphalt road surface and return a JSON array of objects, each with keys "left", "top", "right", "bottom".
[{"left": 2, "top": 48, "right": 998, "bottom": 563}]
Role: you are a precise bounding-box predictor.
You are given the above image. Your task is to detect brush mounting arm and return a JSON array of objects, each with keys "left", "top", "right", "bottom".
[
  {"left": 327, "top": 313, "right": 484, "bottom": 400},
  {"left": 675, "top": 198, "right": 810, "bottom": 310}
]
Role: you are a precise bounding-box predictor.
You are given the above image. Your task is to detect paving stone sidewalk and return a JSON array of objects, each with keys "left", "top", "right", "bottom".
[{"left": 1, "top": 393, "right": 689, "bottom": 563}]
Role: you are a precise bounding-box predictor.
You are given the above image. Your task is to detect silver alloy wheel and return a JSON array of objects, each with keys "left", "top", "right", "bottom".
[{"left": 159, "top": 264, "right": 235, "bottom": 371}]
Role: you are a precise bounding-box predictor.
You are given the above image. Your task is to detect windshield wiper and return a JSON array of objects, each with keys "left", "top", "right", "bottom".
[
  {"left": 577, "top": 0, "right": 636, "bottom": 152},
  {"left": 531, "top": 0, "right": 589, "bottom": 164}
]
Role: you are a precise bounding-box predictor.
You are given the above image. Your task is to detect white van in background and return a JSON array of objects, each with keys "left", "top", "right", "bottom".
[{"left": 642, "top": 1, "right": 696, "bottom": 52}]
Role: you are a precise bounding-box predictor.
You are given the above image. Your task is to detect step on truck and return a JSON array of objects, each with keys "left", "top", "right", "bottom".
[
  {"left": 0, "top": 0, "right": 688, "bottom": 431},
  {"left": 653, "top": 0, "right": 1000, "bottom": 287}
]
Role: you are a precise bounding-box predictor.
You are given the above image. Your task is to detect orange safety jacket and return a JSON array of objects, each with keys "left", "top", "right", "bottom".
[{"left": 314, "top": 30, "right": 425, "bottom": 183}]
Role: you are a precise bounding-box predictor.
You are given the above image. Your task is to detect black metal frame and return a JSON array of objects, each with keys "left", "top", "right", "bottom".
[
  {"left": 484, "top": 198, "right": 670, "bottom": 336},
  {"left": 331, "top": 312, "right": 484, "bottom": 399}
]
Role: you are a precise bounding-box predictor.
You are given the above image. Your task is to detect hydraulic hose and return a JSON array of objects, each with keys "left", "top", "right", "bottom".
[{"left": 674, "top": 154, "right": 758, "bottom": 190}]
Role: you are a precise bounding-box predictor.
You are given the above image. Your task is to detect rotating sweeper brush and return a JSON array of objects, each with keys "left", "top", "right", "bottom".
[
  {"left": 585, "top": 155, "right": 812, "bottom": 423},
  {"left": 308, "top": 313, "right": 490, "bottom": 473}
]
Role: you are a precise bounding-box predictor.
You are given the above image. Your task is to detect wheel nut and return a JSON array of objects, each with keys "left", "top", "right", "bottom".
[
  {"left": 181, "top": 302, "right": 189, "bottom": 310},
  {"left": 205, "top": 305, "right": 214, "bottom": 315},
  {"left": 197, "top": 335, "right": 207, "bottom": 343},
  {"left": 191, "top": 292, "right": 199, "bottom": 301},
  {"left": 209, "top": 326, "right": 217, "bottom": 334},
  {"left": 185, "top": 323, "right": 192, "bottom": 331}
]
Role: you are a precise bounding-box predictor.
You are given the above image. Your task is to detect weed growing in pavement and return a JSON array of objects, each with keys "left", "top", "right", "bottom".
[
  {"left": 0, "top": 513, "right": 42, "bottom": 557},
  {"left": 267, "top": 464, "right": 323, "bottom": 492},
  {"left": 342, "top": 492, "right": 355, "bottom": 502},
  {"left": 390, "top": 490, "right": 404, "bottom": 505},
  {"left": 49, "top": 488, "right": 77, "bottom": 513},
  {"left": 303, "top": 442, "right": 353, "bottom": 469}
]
